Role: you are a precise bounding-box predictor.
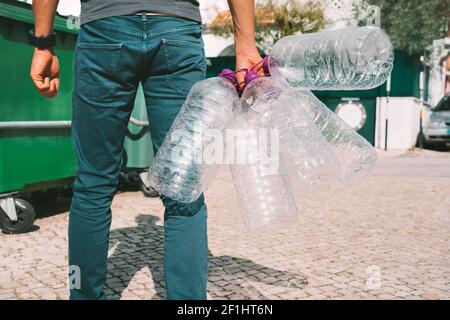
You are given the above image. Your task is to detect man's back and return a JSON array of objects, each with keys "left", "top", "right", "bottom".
[{"left": 79, "top": 0, "right": 201, "bottom": 25}]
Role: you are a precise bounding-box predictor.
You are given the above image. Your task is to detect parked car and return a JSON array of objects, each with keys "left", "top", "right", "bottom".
[{"left": 422, "top": 96, "right": 450, "bottom": 149}]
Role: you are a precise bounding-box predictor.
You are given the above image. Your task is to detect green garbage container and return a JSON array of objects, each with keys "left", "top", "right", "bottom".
[
  {"left": 0, "top": 0, "right": 77, "bottom": 233},
  {"left": 122, "top": 84, "right": 157, "bottom": 197},
  {"left": 0, "top": 0, "right": 157, "bottom": 233}
]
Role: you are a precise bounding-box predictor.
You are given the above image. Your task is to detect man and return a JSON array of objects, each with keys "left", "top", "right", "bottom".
[{"left": 30, "top": 0, "right": 262, "bottom": 300}]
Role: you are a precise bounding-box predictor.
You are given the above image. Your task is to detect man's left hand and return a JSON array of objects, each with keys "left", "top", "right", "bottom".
[{"left": 235, "top": 49, "right": 263, "bottom": 91}]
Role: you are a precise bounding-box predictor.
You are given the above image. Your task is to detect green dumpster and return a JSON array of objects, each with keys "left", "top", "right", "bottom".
[
  {"left": 0, "top": 0, "right": 156, "bottom": 233},
  {"left": 122, "top": 84, "right": 157, "bottom": 197},
  {"left": 0, "top": 0, "right": 77, "bottom": 233}
]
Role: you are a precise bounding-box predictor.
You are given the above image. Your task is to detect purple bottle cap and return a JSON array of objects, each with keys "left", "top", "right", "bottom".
[
  {"left": 218, "top": 68, "right": 237, "bottom": 86},
  {"left": 261, "top": 56, "right": 270, "bottom": 76},
  {"left": 244, "top": 71, "right": 261, "bottom": 85}
]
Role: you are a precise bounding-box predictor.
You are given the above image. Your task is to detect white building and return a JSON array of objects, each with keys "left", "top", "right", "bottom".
[{"left": 427, "top": 38, "right": 450, "bottom": 106}]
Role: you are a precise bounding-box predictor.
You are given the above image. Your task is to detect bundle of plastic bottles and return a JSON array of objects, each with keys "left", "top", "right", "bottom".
[{"left": 148, "top": 26, "right": 394, "bottom": 232}]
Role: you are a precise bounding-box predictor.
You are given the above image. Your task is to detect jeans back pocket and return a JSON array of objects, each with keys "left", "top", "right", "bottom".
[
  {"left": 161, "top": 37, "right": 206, "bottom": 95},
  {"left": 76, "top": 43, "right": 123, "bottom": 99}
]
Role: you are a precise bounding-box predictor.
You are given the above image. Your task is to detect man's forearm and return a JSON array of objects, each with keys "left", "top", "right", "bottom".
[
  {"left": 33, "top": 0, "right": 59, "bottom": 36},
  {"left": 227, "top": 0, "right": 259, "bottom": 56}
]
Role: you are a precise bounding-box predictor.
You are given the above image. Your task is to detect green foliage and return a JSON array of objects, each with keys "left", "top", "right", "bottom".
[
  {"left": 364, "top": 0, "right": 448, "bottom": 54},
  {"left": 208, "top": 0, "right": 326, "bottom": 53}
]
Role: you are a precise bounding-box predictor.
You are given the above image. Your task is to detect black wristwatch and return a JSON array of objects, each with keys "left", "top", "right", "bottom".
[{"left": 28, "top": 29, "right": 56, "bottom": 49}]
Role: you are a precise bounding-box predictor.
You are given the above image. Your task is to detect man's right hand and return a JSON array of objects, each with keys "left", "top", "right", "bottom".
[{"left": 30, "top": 48, "right": 60, "bottom": 98}]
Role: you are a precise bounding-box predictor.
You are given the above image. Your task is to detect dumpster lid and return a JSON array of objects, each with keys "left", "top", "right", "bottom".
[{"left": 0, "top": 0, "right": 77, "bottom": 34}]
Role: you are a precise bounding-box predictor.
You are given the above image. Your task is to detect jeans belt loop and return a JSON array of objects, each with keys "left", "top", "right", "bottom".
[{"left": 141, "top": 11, "right": 147, "bottom": 22}]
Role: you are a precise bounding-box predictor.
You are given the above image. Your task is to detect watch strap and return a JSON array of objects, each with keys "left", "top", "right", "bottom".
[{"left": 28, "top": 29, "right": 56, "bottom": 49}]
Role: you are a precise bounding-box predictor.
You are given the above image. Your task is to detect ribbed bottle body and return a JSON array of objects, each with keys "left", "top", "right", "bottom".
[
  {"left": 294, "top": 90, "right": 378, "bottom": 183},
  {"left": 269, "top": 26, "right": 394, "bottom": 90},
  {"left": 241, "top": 77, "right": 339, "bottom": 190},
  {"left": 148, "top": 77, "right": 238, "bottom": 203}
]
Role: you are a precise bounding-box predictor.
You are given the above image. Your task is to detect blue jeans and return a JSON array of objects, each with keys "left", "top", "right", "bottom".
[{"left": 69, "top": 14, "right": 208, "bottom": 300}]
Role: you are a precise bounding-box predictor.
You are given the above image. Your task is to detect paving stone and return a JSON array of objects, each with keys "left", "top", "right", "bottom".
[{"left": 1, "top": 150, "right": 449, "bottom": 300}]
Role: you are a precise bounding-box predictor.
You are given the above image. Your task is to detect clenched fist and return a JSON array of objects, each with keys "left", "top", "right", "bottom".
[
  {"left": 235, "top": 49, "right": 263, "bottom": 91},
  {"left": 30, "top": 48, "right": 60, "bottom": 98}
]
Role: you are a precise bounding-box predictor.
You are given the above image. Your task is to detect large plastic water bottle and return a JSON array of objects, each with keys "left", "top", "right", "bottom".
[
  {"left": 241, "top": 77, "right": 339, "bottom": 190},
  {"left": 268, "top": 26, "right": 394, "bottom": 90},
  {"left": 293, "top": 90, "right": 378, "bottom": 183},
  {"left": 227, "top": 116, "right": 298, "bottom": 232},
  {"left": 148, "top": 77, "right": 239, "bottom": 203}
]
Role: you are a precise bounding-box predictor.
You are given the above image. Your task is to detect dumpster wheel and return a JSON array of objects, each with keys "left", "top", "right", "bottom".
[{"left": 0, "top": 199, "right": 36, "bottom": 234}]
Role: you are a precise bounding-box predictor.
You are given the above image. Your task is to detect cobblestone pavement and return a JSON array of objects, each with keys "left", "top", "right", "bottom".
[{"left": 1, "top": 149, "right": 449, "bottom": 300}]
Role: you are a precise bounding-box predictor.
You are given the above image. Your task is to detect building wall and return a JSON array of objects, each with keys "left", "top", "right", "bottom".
[
  {"left": 427, "top": 38, "right": 450, "bottom": 106},
  {"left": 16, "top": 0, "right": 80, "bottom": 16},
  {"left": 375, "top": 97, "right": 431, "bottom": 150}
]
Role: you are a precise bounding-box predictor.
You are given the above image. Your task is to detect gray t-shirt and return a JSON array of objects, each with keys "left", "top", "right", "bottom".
[{"left": 80, "top": 0, "right": 201, "bottom": 25}]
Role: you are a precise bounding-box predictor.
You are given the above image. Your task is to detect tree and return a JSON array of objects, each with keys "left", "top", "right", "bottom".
[
  {"left": 361, "top": 0, "right": 448, "bottom": 54},
  {"left": 208, "top": 0, "right": 326, "bottom": 54}
]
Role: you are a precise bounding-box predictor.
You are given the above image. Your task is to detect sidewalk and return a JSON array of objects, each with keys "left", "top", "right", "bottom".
[{"left": 0, "top": 149, "right": 449, "bottom": 299}]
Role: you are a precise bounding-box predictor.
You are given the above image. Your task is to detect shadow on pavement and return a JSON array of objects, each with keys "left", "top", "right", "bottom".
[{"left": 106, "top": 214, "right": 308, "bottom": 300}]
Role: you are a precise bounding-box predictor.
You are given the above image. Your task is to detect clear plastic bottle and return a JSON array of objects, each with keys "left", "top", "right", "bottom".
[
  {"left": 148, "top": 77, "right": 239, "bottom": 203},
  {"left": 241, "top": 77, "right": 339, "bottom": 190},
  {"left": 227, "top": 116, "right": 298, "bottom": 232},
  {"left": 269, "top": 26, "right": 394, "bottom": 90},
  {"left": 293, "top": 90, "right": 378, "bottom": 183}
]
